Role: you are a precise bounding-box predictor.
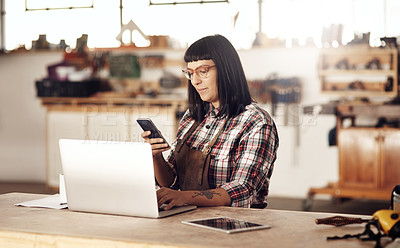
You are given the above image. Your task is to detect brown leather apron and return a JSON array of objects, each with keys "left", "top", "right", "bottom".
[{"left": 174, "top": 121, "right": 225, "bottom": 191}]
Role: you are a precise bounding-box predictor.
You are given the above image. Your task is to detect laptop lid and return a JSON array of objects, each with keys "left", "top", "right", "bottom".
[{"left": 59, "top": 139, "right": 195, "bottom": 218}]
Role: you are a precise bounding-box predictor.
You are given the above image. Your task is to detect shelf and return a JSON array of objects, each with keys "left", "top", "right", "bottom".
[
  {"left": 321, "top": 90, "right": 397, "bottom": 97},
  {"left": 40, "top": 96, "right": 187, "bottom": 108},
  {"left": 320, "top": 69, "right": 396, "bottom": 76},
  {"left": 336, "top": 104, "right": 400, "bottom": 118}
]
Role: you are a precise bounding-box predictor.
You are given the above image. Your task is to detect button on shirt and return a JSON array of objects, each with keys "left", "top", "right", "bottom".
[{"left": 167, "top": 102, "right": 279, "bottom": 207}]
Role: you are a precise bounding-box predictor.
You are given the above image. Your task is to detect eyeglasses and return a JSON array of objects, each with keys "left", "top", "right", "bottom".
[{"left": 182, "top": 65, "right": 216, "bottom": 80}]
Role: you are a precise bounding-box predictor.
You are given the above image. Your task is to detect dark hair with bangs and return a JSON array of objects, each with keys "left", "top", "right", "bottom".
[{"left": 184, "top": 34, "right": 253, "bottom": 123}]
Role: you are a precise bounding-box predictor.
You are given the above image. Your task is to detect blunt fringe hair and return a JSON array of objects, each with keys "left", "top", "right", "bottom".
[{"left": 184, "top": 34, "right": 252, "bottom": 123}]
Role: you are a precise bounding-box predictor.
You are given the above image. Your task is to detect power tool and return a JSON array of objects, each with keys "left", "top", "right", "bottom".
[
  {"left": 316, "top": 209, "right": 400, "bottom": 248},
  {"left": 373, "top": 210, "right": 400, "bottom": 239}
]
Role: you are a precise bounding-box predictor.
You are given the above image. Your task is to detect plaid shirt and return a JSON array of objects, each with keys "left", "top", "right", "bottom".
[{"left": 167, "top": 102, "right": 279, "bottom": 208}]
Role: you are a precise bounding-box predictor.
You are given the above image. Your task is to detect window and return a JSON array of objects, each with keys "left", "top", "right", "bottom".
[{"left": 3, "top": 0, "right": 400, "bottom": 51}]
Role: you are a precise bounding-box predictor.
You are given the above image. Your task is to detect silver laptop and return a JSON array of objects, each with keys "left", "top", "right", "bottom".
[{"left": 58, "top": 139, "right": 196, "bottom": 218}]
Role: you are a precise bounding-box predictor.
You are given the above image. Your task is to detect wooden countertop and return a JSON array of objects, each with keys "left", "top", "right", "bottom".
[
  {"left": 0, "top": 193, "right": 389, "bottom": 248},
  {"left": 40, "top": 96, "right": 187, "bottom": 107},
  {"left": 303, "top": 102, "right": 400, "bottom": 118},
  {"left": 336, "top": 103, "right": 400, "bottom": 118}
]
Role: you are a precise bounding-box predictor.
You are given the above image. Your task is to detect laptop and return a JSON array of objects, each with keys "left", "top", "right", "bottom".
[{"left": 58, "top": 139, "right": 196, "bottom": 218}]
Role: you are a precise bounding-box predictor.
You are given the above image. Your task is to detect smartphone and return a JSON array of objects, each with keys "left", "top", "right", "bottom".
[{"left": 136, "top": 118, "right": 169, "bottom": 145}]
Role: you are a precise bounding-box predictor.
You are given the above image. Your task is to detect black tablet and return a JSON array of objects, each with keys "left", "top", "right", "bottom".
[{"left": 181, "top": 217, "right": 271, "bottom": 234}]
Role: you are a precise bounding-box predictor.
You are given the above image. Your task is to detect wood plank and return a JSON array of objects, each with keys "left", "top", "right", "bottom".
[
  {"left": 40, "top": 97, "right": 187, "bottom": 107},
  {"left": 337, "top": 104, "right": 400, "bottom": 118},
  {"left": 308, "top": 184, "right": 394, "bottom": 200},
  {"left": 0, "top": 230, "right": 178, "bottom": 248},
  {"left": 0, "top": 193, "right": 384, "bottom": 248}
]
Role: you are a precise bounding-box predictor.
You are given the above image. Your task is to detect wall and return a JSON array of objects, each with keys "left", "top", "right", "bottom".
[
  {"left": 0, "top": 47, "right": 339, "bottom": 198},
  {"left": 239, "top": 47, "right": 339, "bottom": 198},
  {"left": 0, "top": 51, "right": 63, "bottom": 181}
]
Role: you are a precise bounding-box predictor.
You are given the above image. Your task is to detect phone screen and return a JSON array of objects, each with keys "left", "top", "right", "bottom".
[{"left": 136, "top": 118, "right": 168, "bottom": 144}]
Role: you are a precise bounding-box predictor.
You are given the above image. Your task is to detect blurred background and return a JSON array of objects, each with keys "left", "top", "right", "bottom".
[{"left": 1, "top": 0, "right": 399, "bottom": 214}]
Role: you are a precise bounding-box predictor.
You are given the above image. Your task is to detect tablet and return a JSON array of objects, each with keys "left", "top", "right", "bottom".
[{"left": 181, "top": 217, "right": 271, "bottom": 234}]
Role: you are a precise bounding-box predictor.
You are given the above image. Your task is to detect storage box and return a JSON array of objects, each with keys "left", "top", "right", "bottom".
[
  {"left": 148, "top": 35, "right": 168, "bottom": 48},
  {"left": 36, "top": 79, "right": 101, "bottom": 97},
  {"left": 108, "top": 54, "right": 141, "bottom": 78}
]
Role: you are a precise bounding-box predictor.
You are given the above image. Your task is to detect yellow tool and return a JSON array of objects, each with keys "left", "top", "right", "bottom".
[
  {"left": 316, "top": 209, "right": 400, "bottom": 248},
  {"left": 372, "top": 209, "right": 400, "bottom": 239}
]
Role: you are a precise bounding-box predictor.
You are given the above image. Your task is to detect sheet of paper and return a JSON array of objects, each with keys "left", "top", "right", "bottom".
[{"left": 15, "top": 194, "right": 68, "bottom": 210}]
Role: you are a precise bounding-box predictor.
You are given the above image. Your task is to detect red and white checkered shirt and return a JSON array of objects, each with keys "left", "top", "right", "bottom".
[{"left": 167, "top": 102, "right": 279, "bottom": 208}]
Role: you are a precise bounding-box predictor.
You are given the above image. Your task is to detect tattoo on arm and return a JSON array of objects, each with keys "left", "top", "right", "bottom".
[{"left": 192, "top": 190, "right": 221, "bottom": 200}]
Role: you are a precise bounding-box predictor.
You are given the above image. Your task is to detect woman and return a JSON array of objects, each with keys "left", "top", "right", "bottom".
[{"left": 142, "top": 34, "right": 279, "bottom": 210}]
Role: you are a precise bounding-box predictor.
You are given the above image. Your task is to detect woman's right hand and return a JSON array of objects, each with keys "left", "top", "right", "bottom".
[
  {"left": 141, "top": 131, "right": 170, "bottom": 156},
  {"left": 142, "top": 131, "right": 174, "bottom": 187}
]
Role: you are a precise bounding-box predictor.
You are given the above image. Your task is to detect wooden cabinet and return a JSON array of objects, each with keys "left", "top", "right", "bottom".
[
  {"left": 43, "top": 97, "right": 185, "bottom": 188},
  {"left": 318, "top": 46, "right": 398, "bottom": 97},
  {"left": 305, "top": 104, "right": 400, "bottom": 210},
  {"left": 338, "top": 128, "right": 400, "bottom": 192},
  {"left": 380, "top": 129, "right": 400, "bottom": 189},
  {"left": 338, "top": 128, "right": 380, "bottom": 189}
]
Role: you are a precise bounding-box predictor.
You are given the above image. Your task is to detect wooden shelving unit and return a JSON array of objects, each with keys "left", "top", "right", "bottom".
[{"left": 318, "top": 46, "right": 398, "bottom": 97}]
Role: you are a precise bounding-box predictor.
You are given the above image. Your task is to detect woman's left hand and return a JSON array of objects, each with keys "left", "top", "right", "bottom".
[{"left": 157, "top": 187, "right": 189, "bottom": 211}]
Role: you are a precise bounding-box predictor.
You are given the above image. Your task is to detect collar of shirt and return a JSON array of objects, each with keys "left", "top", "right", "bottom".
[{"left": 205, "top": 103, "right": 224, "bottom": 119}]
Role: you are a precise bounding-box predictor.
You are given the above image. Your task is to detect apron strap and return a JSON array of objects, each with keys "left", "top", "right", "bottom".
[
  {"left": 202, "top": 118, "right": 227, "bottom": 155},
  {"left": 198, "top": 118, "right": 227, "bottom": 186},
  {"left": 176, "top": 121, "right": 198, "bottom": 153}
]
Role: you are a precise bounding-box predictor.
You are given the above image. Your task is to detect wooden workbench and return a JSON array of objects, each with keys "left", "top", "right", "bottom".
[
  {"left": 0, "top": 193, "right": 390, "bottom": 248},
  {"left": 40, "top": 96, "right": 187, "bottom": 109},
  {"left": 40, "top": 96, "right": 187, "bottom": 189}
]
